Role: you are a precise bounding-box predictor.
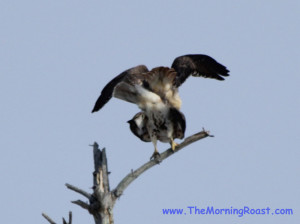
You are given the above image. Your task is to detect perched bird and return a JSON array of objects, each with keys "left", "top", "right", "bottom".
[{"left": 92, "top": 54, "right": 229, "bottom": 159}]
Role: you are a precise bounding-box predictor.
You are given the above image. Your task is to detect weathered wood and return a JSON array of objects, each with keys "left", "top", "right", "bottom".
[
  {"left": 113, "top": 130, "right": 211, "bottom": 197},
  {"left": 90, "top": 143, "right": 115, "bottom": 224},
  {"left": 42, "top": 213, "right": 56, "bottom": 224},
  {"left": 44, "top": 129, "right": 211, "bottom": 223},
  {"left": 65, "top": 183, "right": 91, "bottom": 199},
  {"left": 62, "top": 212, "right": 72, "bottom": 224},
  {"left": 71, "top": 200, "right": 90, "bottom": 210},
  {"left": 42, "top": 212, "right": 72, "bottom": 224}
]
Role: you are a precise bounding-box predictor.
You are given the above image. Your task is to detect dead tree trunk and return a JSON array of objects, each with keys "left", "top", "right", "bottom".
[{"left": 42, "top": 129, "right": 212, "bottom": 224}]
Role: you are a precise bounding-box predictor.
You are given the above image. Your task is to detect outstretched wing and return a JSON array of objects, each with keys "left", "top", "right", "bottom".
[
  {"left": 171, "top": 54, "right": 230, "bottom": 87},
  {"left": 91, "top": 65, "right": 149, "bottom": 112}
]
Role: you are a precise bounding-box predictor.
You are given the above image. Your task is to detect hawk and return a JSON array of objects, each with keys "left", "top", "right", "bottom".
[{"left": 92, "top": 54, "right": 229, "bottom": 159}]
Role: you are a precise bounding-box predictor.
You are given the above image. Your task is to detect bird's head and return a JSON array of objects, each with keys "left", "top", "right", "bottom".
[{"left": 127, "top": 112, "right": 145, "bottom": 126}]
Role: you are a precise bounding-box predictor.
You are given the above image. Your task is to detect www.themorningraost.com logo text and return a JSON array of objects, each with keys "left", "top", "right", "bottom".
[{"left": 162, "top": 206, "right": 293, "bottom": 217}]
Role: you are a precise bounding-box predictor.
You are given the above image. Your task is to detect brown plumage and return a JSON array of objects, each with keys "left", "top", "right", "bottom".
[{"left": 92, "top": 54, "right": 229, "bottom": 159}]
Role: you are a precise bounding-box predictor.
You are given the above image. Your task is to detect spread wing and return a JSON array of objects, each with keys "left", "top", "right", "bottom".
[
  {"left": 171, "top": 54, "right": 230, "bottom": 87},
  {"left": 91, "top": 65, "right": 149, "bottom": 112}
]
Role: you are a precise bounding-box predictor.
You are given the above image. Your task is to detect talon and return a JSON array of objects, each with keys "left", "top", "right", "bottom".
[
  {"left": 171, "top": 140, "right": 178, "bottom": 151},
  {"left": 150, "top": 151, "right": 161, "bottom": 162}
]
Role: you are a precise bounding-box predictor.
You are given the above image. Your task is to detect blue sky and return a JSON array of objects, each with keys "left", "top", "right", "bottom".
[{"left": 1, "top": 1, "right": 299, "bottom": 223}]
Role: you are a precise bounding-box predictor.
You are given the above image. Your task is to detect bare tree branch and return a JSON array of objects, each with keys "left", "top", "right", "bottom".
[
  {"left": 113, "top": 129, "right": 211, "bottom": 197},
  {"left": 42, "top": 212, "right": 72, "bottom": 224},
  {"left": 65, "top": 183, "right": 91, "bottom": 200},
  {"left": 90, "top": 143, "right": 115, "bottom": 224},
  {"left": 92, "top": 143, "right": 110, "bottom": 198},
  {"left": 62, "top": 212, "right": 72, "bottom": 224},
  {"left": 71, "top": 200, "right": 90, "bottom": 210},
  {"left": 100, "top": 148, "right": 110, "bottom": 193},
  {"left": 44, "top": 129, "right": 211, "bottom": 224},
  {"left": 68, "top": 211, "right": 72, "bottom": 224},
  {"left": 42, "top": 213, "right": 56, "bottom": 224}
]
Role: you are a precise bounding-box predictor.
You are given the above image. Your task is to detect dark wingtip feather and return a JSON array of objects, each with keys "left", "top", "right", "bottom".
[
  {"left": 216, "top": 67, "right": 230, "bottom": 80},
  {"left": 171, "top": 54, "right": 230, "bottom": 86},
  {"left": 216, "top": 76, "right": 225, "bottom": 81},
  {"left": 91, "top": 95, "right": 110, "bottom": 113},
  {"left": 92, "top": 103, "right": 100, "bottom": 113}
]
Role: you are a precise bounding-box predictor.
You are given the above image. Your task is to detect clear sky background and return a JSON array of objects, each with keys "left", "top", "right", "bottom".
[{"left": 1, "top": 1, "right": 299, "bottom": 223}]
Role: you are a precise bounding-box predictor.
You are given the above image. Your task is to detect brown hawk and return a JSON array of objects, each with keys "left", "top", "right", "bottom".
[{"left": 92, "top": 54, "right": 229, "bottom": 159}]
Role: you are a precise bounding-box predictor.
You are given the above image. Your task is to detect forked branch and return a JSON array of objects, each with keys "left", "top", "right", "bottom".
[
  {"left": 44, "top": 129, "right": 211, "bottom": 224},
  {"left": 42, "top": 212, "right": 72, "bottom": 224}
]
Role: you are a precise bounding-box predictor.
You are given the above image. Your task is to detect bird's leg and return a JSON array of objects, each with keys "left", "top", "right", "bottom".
[
  {"left": 150, "top": 137, "right": 160, "bottom": 161},
  {"left": 150, "top": 147, "right": 160, "bottom": 160},
  {"left": 167, "top": 125, "right": 178, "bottom": 151},
  {"left": 170, "top": 138, "right": 178, "bottom": 151}
]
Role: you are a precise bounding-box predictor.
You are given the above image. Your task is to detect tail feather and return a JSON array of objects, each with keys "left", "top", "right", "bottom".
[{"left": 169, "top": 108, "right": 186, "bottom": 139}]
